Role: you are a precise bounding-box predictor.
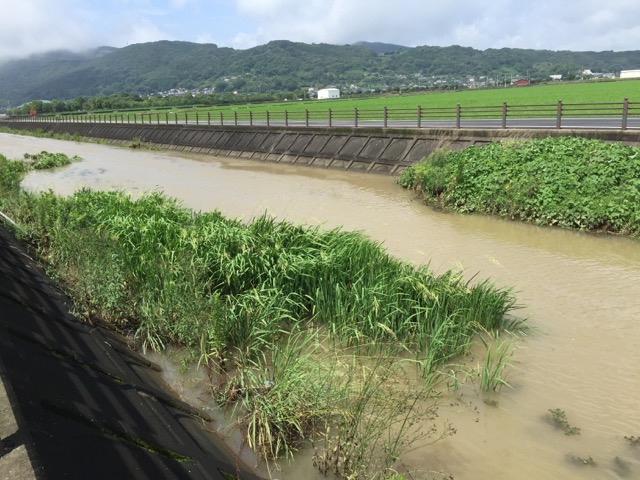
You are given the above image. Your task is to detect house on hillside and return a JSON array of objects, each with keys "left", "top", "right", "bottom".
[
  {"left": 512, "top": 79, "right": 530, "bottom": 86},
  {"left": 317, "top": 88, "right": 340, "bottom": 99},
  {"left": 549, "top": 74, "right": 563, "bottom": 81}
]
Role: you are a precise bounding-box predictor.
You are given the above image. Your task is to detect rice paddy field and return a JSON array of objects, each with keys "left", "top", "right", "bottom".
[
  {"left": 58, "top": 78, "right": 640, "bottom": 120},
  {"left": 189, "top": 79, "right": 640, "bottom": 115}
]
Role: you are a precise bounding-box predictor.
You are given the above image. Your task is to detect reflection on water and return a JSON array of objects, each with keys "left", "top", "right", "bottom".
[{"left": 3, "top": 132, "right": 640, "bottom": 479}]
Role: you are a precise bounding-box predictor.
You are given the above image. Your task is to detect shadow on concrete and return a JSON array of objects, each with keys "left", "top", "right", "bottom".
[{"left": 0, "top": 225, "right": 262, "bottom": 479}]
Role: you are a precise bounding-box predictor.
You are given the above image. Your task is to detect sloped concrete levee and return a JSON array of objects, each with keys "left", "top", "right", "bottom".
[
  {"left": 0, "top": 224, "right": 261, "bottom": 480},
  {"left": 4, "top": 122, "right": 640, "bottom": 174}
]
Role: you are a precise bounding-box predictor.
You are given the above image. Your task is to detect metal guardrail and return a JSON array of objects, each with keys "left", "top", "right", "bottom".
[{"left": 4, "top": 98, "right": 639, "bottom": 130}]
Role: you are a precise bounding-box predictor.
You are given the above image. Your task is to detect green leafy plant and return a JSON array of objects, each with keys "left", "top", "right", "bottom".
[
  {"left": 400, "top": 137, "right": 640, "bottom": 237},
  {"left": 23, "top": 151, "right": 80, "bottom": 169}
]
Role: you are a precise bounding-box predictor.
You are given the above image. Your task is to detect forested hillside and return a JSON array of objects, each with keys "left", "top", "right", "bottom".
[{"left": 1, "top": 39, "right": 639, "bottom": 109}]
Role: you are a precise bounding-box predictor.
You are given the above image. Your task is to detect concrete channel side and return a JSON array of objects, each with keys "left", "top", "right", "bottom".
[
  {"left": 4, "top": 122, "right": 640, "bottom": 174},
  {"left": 0, "top": 224, "right": 262, "bottom": 480}
]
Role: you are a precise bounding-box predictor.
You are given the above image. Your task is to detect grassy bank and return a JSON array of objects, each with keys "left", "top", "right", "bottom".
[
  {"left": 399, "top": 136, "right": 640, "bottom": 237},
  {"left": 0, "top": 151, "right": 520, "bottom": 478}
]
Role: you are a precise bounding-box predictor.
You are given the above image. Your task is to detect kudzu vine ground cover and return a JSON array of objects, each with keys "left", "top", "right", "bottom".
[{"left": 399, "top": 136, "right": 640, "bottom": 236}]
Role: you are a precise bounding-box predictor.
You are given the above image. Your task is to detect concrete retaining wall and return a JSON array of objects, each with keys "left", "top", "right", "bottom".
[{"left": 4, "top": 122, "right": 640, "bottom": 174}]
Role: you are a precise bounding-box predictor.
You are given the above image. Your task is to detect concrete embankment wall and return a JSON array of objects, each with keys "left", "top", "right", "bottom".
[{"left": 5, "top": 122, "right": 640, "bottom": 174}]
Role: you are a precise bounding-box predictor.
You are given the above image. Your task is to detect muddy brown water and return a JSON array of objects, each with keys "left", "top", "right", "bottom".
[{"left": 3, "top": 133, "right": 640, "bottom": 479}]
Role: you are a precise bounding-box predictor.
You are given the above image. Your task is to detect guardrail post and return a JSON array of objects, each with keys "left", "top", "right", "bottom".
[
  {"left": 622, "top": 97, "right": 629, "bottom": 130},
  {"left": 184, "top": 112, "right": 188, "bottom": 125},
  {"left": 249, "top": 111, "right": 253, "bottom": 126},
  {"left": 384, "top": 106, "right": 388, "bottom": 128},
  {"left": 285, "top": 110, "right": 289, "bottom": 127},
  {"left": 174, "top": 112, "right": 178, "bottom": 124},
  {"left": 207, "top": 112, "right": 211, "bottom": 126},
  {"left": 220, "top": 112, "right": 224, "bottom": 126},
  {"left": 134, "top": 114, "right": 137, "bottom": 124},
  {"left": 556, "top": 99, "right": 563, "bottom": 129},
  {"left": 156, "top": 113, "right": 160, "bottom": 125},
  {"left": 267, "top": 110, "right": 271, "bottom": 127},
  {"left": 196, "top": 112, "right": 199, "bottom": 125},
  {"left": 502, "top": 102, "right": 508, "bottom": 129},
  {"left": 456, "top": 104, "right": 461, "bottom": 129},
  {"left": 328, "top": 108, "right": 332, "bottom": 127},
  {"left": 418, "top": 105, "right": 422, "bottom": 128},
  {"left": 165, "top": 113, "right": 169, "bottom": 125},
  {"left": 305, "top": 109, "right": 309, "bottom": 127},
  {"left": 354, "top": 107, "right": 358, "bottom": 128},
  {"left": 234, "top": 111, "right": 238, "bottom": 126}
]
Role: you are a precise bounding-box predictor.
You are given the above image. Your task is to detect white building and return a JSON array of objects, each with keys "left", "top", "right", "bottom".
[
  {"left": 620, "top": 70, "right": 640, "bottom": 79},
  {"left": 317, "top": 88, "right": 340, "bottom": 100}
]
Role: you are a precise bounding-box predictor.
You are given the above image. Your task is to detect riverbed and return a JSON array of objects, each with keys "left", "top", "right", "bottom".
[{"left": 3, "top": 132, "right": 640, "bottom": 479}]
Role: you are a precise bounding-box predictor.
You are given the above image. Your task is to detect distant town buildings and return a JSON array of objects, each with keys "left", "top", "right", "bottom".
[
  {"left": 142, "top": 67, "right": 632, "bottom": 104},
  {"left": 582, "top": 69, "right": 616, "bottom": 79}
]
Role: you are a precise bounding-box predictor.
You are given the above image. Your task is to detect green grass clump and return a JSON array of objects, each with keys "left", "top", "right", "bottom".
[
  {"left": 23, "top": 151, "right": 80, "bottom": 169},
  {"left": 399, "top": 137, "right": 640, "bottom": 236},
  {"left": 477, "top": 331, "right": 515, "bottom": 392},
  {"left": 0, "top": 152, "right": 520, "bottom": 473}
]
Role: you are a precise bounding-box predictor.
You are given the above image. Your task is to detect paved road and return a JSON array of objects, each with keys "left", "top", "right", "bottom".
[
  {"left": 18, "top": 116, "right": 640, "bottom": 131},
  {"left": 173, "top": 116, "right": 640, "bottom": 130}
]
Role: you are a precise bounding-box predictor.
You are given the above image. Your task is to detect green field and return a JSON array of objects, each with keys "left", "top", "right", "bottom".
[
  {"left": 161, "top": 79, "right": 640, "bottom": 116},
  {"left": 50, "top": 78, "right": 640, "bottom": 121}
]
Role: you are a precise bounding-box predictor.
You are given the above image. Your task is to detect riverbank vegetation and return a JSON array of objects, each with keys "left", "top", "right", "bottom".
[
  {"left": 399, "top": 136, "right": 640, "bottom": 237},
  {"left": 0, "top": 152, "right": 520, "bottom": 478}
]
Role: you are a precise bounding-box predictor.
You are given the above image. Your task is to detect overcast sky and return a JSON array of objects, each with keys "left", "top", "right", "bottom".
[{"left": 1, "top": 0, "right": 640, "bottom": 61}]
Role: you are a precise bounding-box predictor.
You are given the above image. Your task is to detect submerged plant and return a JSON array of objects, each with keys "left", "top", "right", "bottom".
[
  {"left": 311, "top": 346, "right": 455, "bottom": 479},
  {"left": 565, "top": 454, "right": 597, "bottom": 467},
  {"left": 548, "top": 409, "right": 581, "bottom": 436}
]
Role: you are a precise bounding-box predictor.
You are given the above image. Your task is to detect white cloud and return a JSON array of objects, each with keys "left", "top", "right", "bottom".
[
  {"left": 1, "top": 0, "right": 640, "bottom": 61},
  {"left": 230, "top": 0, "right": 640, "bottom": 51}
]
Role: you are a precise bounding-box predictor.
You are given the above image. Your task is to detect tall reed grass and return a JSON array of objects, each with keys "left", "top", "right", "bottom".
[{"left": 0, "top": 152, "right": 521, "bottom": 477}]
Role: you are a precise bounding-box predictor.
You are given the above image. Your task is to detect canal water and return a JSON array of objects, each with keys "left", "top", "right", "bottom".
[{"left": 3, "top": 133, "right": 640, "bottom": 479}]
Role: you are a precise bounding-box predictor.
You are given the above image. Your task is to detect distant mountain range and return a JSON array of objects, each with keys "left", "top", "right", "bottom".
[{"left": 1, "top": 40, "right": 639, "bottom": 108}]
